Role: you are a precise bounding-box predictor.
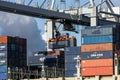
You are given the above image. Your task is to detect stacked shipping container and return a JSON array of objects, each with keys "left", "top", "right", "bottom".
[
  {"left": 28, "top": 51, "right": 65, "bottom": 69},
  {"left": 0, "top": 36, "right": 27, "bottom": 79},
  {"left": 81, "top": 25, "right": 120, "bottom": 76},
  {"left": 0, "top": 40, "right": 7, "bottom": 79},
  {"left": 64, "top": 47, "right": 80, "bottom": 77}
]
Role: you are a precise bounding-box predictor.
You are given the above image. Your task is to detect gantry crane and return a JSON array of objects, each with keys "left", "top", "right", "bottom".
[{"left": 0, "top": 0, "right": 120, "bottom": 80}]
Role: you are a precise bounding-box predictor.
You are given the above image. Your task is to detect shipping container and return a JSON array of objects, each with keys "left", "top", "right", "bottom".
[
  {"left": 44, "top": 57, "right": 57, "bottom": 63},
  {"left": 0, "top": 44, "right": 7, "bottom": 51},
  {"left": 81, "top": 59, "right": 113, "bottom": 68},
  {"left": 0, "top": 58, "right": 7, "bottom": 66},
  {"left": 0, "top": 36, "right": 8, "bottom": 44},
  {"left": 65, "top": 46, "right": 81, "bottom": 55},
  {"left": 28, "top": 56, "right": 45, "bottom": 66},
  {"left": 33, "top": 51, "right": 46, "bottom": 56},
  {"left": 69, "top": 37, "right": 77, "bottom": 47},
  {"left": 0, "top": 66, "right": 7, "bottom": 72},
  {"left": 81, "top": 51, "right": 113, "bottom": 60},
  {"left": 0, "top": 51, "right": 7, "bottom": 58},
  {"left": 82, "top": 35, "right": 113, "bottom": 44},
  {"left": 65, "top": 54, "right": 79, "bottom": 63},
  {"left": 0, "top": 73, "right": 7, "bottom": 79},
  {"left": 81, "top": 43, "right": 113, "bottom": 52},
  {"left": 65, "top": 70, "right": 77, "bottom": 77},
  {"left": 85, "top": 24, "right": 116, "bottom": 29},
  {"left": 44, "top": 62, "right": 56, "bottom": 67},
  {"left": 81, "top": 67, "right": 113, "bottom": 76},
  {"left": 81, "top": 27, "right": 114, "bottom": 37},
  {"left": 65, "top": 62, "right": 77, "bottom": 70},
  {"left": 47, "top": 50, "right": 63, "bottom": 56},
  {"left": 49, "top": 40, "right": 70, "bottom": 49}
]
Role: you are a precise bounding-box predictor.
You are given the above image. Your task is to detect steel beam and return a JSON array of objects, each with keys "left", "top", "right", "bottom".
[
  {"left": 0, "top": 1, "right": 89, "bottom": 25},
  {"left": 0, "top": 1, "right": 118, "bottom": 26}
]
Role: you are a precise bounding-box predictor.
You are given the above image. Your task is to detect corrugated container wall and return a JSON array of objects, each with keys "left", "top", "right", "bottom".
[
  {"left": 81, "top": 67, "right": 113, "bottom": 76},
  {"left": 64, "top": 46, "right": 81, "bottom": 77},
  {"left": 81, "top": 51, "right": 113, "bottom": 60},
  {"left": 81, "top": 43, "right": 113, "bottom": 52},
  {"left": 81, "top": 27, "right": 114, "bottom": 37},
  {"left": 81, "top": 59, "right": 113, "bottom": 67},
  {"left": 82, "top": 35, "right": 113, "bottom": 44}
]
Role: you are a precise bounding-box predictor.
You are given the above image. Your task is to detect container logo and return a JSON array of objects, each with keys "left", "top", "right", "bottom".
[
  {"left": 0, "top": 46, "right": 6, "bottom": 50},
  {"left": 91, "top": 52, "right": 103, "bottom": 57},
  {"left": 0, "top": 60, "right": 6, "bottom": 65}
]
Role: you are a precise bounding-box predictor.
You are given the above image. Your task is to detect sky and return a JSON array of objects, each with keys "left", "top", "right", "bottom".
[{"left": 0, "top": 0, "right": 119, "bottom": 56}]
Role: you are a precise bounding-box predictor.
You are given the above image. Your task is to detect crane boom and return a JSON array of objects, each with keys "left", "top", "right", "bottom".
[{"left": 0, "top": 1, "right": 118, "bottom": 25}]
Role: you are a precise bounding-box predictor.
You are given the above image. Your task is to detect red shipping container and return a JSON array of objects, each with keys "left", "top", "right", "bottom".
[
  {"left": 81, "top": 43, "right": 113, "bottom": 52},
  {"left": 0, "top": 36, "right": 8, "bottom": 44},
  {"left": 81, "top": 67, "right": 113, "bottom": 76},
  {"left": 81, "top": 59, "right": 113, "bottom": 68}
]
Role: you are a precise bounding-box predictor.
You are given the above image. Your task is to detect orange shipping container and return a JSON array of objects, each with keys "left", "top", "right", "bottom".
[
  {"left": 81, "top": 59, "right": 113, "bottom": 68},
  {"left": 81, "top": 67, "right": 113, "bottom": 76},
  {"left": 0, "top": 36, "right": 8, "bottom": 44},
  {"left": 81, "top": 43, "right": 113, "bottom": 52}
]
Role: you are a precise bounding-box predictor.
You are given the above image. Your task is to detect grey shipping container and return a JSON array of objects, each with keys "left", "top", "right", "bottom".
[
  {"left": 65, "top": 70, "right": 77, "bottom": 77},
  {"left": 65, "top": 46, "right": 81, "bottom": 55},
  {"left": 0, "top": 73, "right": 7, "bottom": 80},
  {"left": 0, "top": 44, "right": 7, "bottom": 51},
  {"left": 28, "top": 56, "right": 45, "bottom": 66},
  {"left": 81, "top": 51, "right": 113, "bottom": 60},
  {"left": 82, "top": 35, "right": 113, "bottom": 44},
  {"left": 85, "top": 25, "right": 116, "bottom": 29},
  {"left": 49, "top": 40, "right": 70, "bottom": 49},
  {"left": 65, "top": 62, "right": 77, "bottom": 70},
  {"left": 65, "top": 54, "right": 79, "bottom": 63},
  {"left": 81, "top": 27, "right": 114, "bottom": 37},
  {"left": 0, "top": 66, "right": 7, "bottom": 72}
]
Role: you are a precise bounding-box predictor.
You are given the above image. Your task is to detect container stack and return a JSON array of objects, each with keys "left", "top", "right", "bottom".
[
  {"left": 64, "top": 47, "right": 81, "bottom": 77},
  {"left": 0, "top": 37, "right": 7, "bottom": 79},
  {"left": 81, "top": 25, "right": 120, "bottom": 76},
  {"left": 45, "top": 50, "right": 65, "bottom": 69},
  {"left": 0, "top": 36, "right": 27, "bottom": 68}
]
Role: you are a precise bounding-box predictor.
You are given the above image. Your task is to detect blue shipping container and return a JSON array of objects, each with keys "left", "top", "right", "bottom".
[
  {"left": 65, "top": 62, "right": 77, "bottom": 70},
  {"left": 81, "top": 51, "right": 113, "bottom": 60},
  {"left": 0, "top": 58, "right": 7, "bottom": 66},
  {"left": 65, "top": 46, "right": 81, "bottom": 55},
  {"left": 0, "top": 73, "right": 7, "bottom": 79},
  {"left": 65, "top": 54, "right": 79, "bottom": 63},
  {"left": 0, "top": 66, "right": 7, "bottom": 73},
  {"left": 82, "top": 35, "right": 113, "bottom": 44},
  {"left": 65, "top": 70, "right": 77, "bottom": 77}
]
